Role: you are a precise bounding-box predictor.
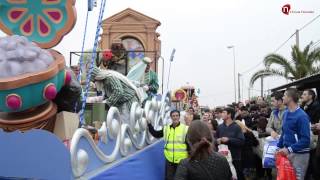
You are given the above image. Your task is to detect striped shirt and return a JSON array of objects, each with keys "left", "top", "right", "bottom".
[
  {"left": 91, "top": 67, "right": 138, "bottom": 110},
  {"left": 102, "top": 75, "right": 137, "bottom": 108}
]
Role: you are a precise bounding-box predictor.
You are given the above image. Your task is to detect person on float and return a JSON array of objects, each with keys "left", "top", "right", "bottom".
[
  {"left": 127, "top": 57, "right": 159, "bottom": 102},
  {"left": 90, "top": 67, "right": 141, "bottom": 121}
]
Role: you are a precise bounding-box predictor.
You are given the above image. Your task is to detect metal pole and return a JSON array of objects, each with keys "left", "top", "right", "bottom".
[
  {"left": 241, "top": 76, "right": 244, "bottom": 102},
  {"left": 166, "top": 49, "right": 176, "bottom": 91},
  {"left": 296, "top": 29, "right": 299, "bottom": 49},
  {"left": 233, "top": 47, "right": 236, "bottom": 103},
  {"left": 159, "top": 56, "right": 165, "bottom": 94},
  {"left": 227, "top": 45, "right": 236, "bottom": 102},
  {"left": 238, "top": 73, "right": 241, "bottom": 102},
  {"left": 69, "top": 52, "right": 72, "bottom": 66},
  {"left": 167, "top": 62, "right": 172, "bottom": 91},
  {"left": 261, "top": 76, "right": 264, "bottom": 97},
  {"left": 248, "top": 87, "right": 251, "bottom": 100}
]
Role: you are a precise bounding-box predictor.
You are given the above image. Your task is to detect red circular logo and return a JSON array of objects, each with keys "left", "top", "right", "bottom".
[{"left": 282, "top": 4, "right": 291, "bottom": 15}]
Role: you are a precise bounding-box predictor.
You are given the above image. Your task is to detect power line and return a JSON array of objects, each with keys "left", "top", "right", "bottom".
[
  {"left": 241, "top": 14, "right": 320, "bottom": 75},
  {"left": 311, "top": 39, "right": 320, "bottom": 49},
  {"left": 241, "top": 33, "right": 295, "bottom": 75},
  {"left": 240, "top": 62, "right": 263, "bottom": 75},
  {"left": 274, "top": 33, "right": 296, "bottom": 53},
  {"left": 299, "top": 14, "right": 320, "bottom": 31}
]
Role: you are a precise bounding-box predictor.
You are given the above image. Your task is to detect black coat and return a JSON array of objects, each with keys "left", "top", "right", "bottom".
[
  {"left": 304, "top": 100, "right": 320, "bottom": 124},
  {"left": 242, "top": 131, "right": 259, "bottom": 169},
  {"left": 175, "top": 152, "right": 232, "bottom": 180},
  {"left": 303, "top": 101, "right": 320, "bottom": 157}
]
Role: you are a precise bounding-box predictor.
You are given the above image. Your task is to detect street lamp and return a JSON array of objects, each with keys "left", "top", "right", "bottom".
[
  {"left": 166, "top": 48, "right": 176, "bottom": 91},
  {"left": 159, "top": 56, "right": 165, "bottom": 94},
  {"left": 227, "top": 45, "right": 237, "bottom": 103}
]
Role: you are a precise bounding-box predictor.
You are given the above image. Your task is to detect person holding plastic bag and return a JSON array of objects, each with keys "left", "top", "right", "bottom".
[
  {"left": 216, "top": 107, "right": 245, "bottom": 180},
  {"left": 262, "top": 137, "right": 278, "bottom": 168},
  {"left": 276, "top": 88, "right": 310, "bottom": 180},
  {"left": 276, "top": 153, "right": 297, "bottom": 180},
  {"left": 218, "top": 144, "right": 237, "bottom": 179}
]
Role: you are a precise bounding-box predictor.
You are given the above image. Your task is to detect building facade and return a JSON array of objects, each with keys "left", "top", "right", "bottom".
[{"left": 100, "top": 8, "right": 161, "bottom": 72}]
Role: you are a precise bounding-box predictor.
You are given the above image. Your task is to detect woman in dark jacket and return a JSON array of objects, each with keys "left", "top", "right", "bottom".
[
  {"left": 175, "top": 120, "right": 232, "bottom": 180},
  {"left": 235, "top": 120, "right": 259, "bottom": 179}
]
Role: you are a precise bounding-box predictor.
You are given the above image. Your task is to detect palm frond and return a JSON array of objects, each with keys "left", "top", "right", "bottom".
[
  {"left": 291, "top": 45, "right": 304, "bottom": 70},
  {"left": 303, "top": 42, "right": 312, "bottom": 58},
  {"left": 250, "top": 41, "right": 320, "bottom": 88},
  {"left": 307, "top": 46, "right": 320, "bottom": 65},
  {"left": 310, "top": 66, "right": 320, "bottom": 75},
  {"left": 263, "top": 54, "right": 295, "bottom": 77},
  {"left": 250, "top": 68, "right": 285, "bottom": 86},
  {"left": 291, "top": 44, "right": 317, "bottom": 78}
]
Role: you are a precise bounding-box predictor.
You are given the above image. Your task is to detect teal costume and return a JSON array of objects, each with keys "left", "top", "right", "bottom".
[{"left": 143, "top": 70, "right": 159, "bottom": 98}]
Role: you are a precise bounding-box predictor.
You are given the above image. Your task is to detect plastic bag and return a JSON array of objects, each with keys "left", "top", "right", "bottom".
[
  {"left": 276, "top": 153, "right": 296, "bottom": 180},
  {"left": 262, "top": 139, "right": 278, "bottom": 168},
  {"left": 218, "top": 144, "right": 237, "bottom": 179}
]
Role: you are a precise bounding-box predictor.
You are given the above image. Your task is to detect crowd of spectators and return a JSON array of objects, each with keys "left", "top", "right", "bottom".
[{"left": 172, "top": 88, "right": 320, "bottom": 180}]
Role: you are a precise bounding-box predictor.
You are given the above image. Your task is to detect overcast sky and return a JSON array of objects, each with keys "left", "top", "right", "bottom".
[{"left": 1, "top": 0, "right": 320, "bottom": 107}]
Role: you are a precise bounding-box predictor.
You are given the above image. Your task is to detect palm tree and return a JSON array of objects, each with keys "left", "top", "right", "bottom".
[{"left": 250, "top": 42, "right": 320, "bottom": 86}]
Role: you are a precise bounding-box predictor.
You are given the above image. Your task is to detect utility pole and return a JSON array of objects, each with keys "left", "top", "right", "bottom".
[
  {"left": 158, "top": 56, "right": 165, "bottom": 94},
  {"left": 261, "top": 76, "right": 264, "bottom": 97},
  {"left": 242, "top": 77, "right": 244, "bottom": 102},
  {"left": 233, "top": 47, "right": 236, "bottom": 103},
  {"left": 238, "top": 73, "right": 241, "bottom": 102},
  {"left": 166, "top": 48, "right": 176, "bottom": 91},
  {"left": 227, "top": 45, "right": 236, "bottom": 103},
  {"left": 296, "top": 29, "right": 300, "bottom": 49}
]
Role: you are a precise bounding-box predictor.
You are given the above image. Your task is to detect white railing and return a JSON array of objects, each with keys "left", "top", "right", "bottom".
[{"left": 70, "top": 92, "right": 172, "bottom": 178}]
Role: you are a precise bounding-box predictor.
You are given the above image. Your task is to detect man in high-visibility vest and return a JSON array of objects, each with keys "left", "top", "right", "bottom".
[{"left": 147, "top": 110, "right": 188, "bottom": 180}]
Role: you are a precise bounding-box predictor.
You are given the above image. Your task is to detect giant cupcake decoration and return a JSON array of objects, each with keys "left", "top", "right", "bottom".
[
  {"left": 0, "top": 0, "right": 76, "bottom": 132},
  {"left": 0, "top": 35, "right": 69, "bottom": 112}
]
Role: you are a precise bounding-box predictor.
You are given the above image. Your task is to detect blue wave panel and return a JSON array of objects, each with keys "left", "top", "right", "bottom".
[
  {"left": 77, "top": 136, "right": 106, "bottom": 173},
  {"left": 91, "top": 140, "right": 165, "bottom": 180},
  {"left": 0, "top": 130, "right": 72, "bottom": 180}
]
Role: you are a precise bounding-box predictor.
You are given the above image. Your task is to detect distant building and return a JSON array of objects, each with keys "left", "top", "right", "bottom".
[{"left": 100, "top": 8, "right": 161, "bottom": 72}]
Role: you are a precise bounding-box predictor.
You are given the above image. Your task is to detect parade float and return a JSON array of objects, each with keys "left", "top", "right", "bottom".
[
  {"left": 0, "top": 1, "right": 170, "bottom": 179},
  {"left": 172, "top": 84, "right": 200, "bottom": 112}
]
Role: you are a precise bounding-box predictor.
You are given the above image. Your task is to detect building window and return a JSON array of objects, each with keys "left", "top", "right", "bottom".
[{"left": 122, "top": 37, "right": 145, "bottom": 69}]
